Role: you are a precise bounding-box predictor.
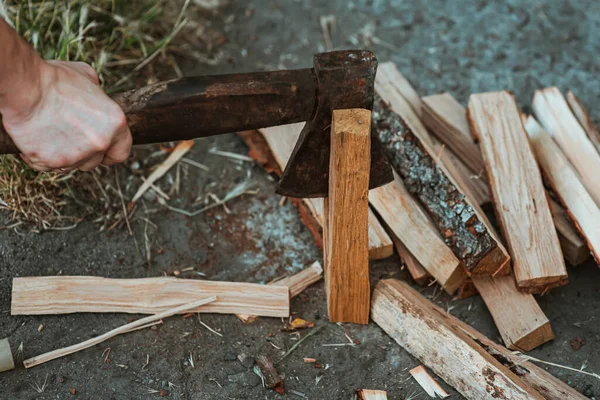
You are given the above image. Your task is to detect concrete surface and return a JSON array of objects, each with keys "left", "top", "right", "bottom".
[{"left": 1, "top": 0, "right": 599, "bottom": 399}]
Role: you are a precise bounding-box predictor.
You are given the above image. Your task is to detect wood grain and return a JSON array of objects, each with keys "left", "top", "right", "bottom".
[
  {"left": 324, "top": 109, "right": 371, "bottom": 324},
  {"left": 371, "top": 279, "right": 544, "bottom": 400},
  {"left": 373, "top": 95, "right": 509, "bottom": 275},
  {"left": 389, "top": 228, "right": 432, "bottom": 286},
  {"left": 369, "top": 174, "right": 467, "bottom": 294},
  {"left": 525, "top": 116, "right": 600, "bottom": 264},
  {"left": 409, "top": 365, "right": 449, "bottom": 399},
  {"left": 533, "top": 87, "right": 600, "bottom": 207},
  {"left": 357, "top": 389, "right": 388, "bottom": 400},
  {"left": 254, "top": 123, "right": 393, "bottom": 260},
  {"left": 420, "top": 91, "right": 588, "bottom": 265},
  {"left": 468, "top": 91, "right": 567, "bottom": 293},
  {"left": 11, "top": 277, "right": 290, "bottom": 317},
  {"left": 0, "top": 338, "right": 14, "bottom": 373},
  {"left": 236, "top": 261, "right": 323, "bottom": 323},
  {"left": 566, "top": 91, "right": 600, "bottom": 154},
  {"left": 376, "top": 62, "right": 423, "bottom": 117}
]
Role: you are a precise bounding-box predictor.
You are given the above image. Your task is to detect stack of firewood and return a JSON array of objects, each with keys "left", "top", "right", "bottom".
[{"left": 243, "top": 62, "right": 599, "bottom": 399}]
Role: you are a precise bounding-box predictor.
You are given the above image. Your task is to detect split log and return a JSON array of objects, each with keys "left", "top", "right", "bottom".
[
  {"left": 525, "top": 116, "right": 600, "bottom": 263},
  {"left": 377, "top": 62, "right": 423, "bottom": 117},
  {"left": 533, "top": 87, "right": 600, "bottom": 207},
  {"left": 237, "top": 261, "right": 323, "bottom": 323},
  {"left": 0, "top": 338, "right": 14, "bottom": 373},
  {"left": 566, "top": 91, "right": 600, "bottom": 153},
  {"left": 371, "top": 279, "right": 544, "bottom": 400},
  {"left": 409, "top": 365, "right": 449, "bottom": 398},
  {"left": 324, "top": 109, "right": 371, "bottom": 324},
  {"left": 11, "top": 277, "right": 289, "bottom": 317},
  {"left": 241, "top": 125, "right": 394, "bottom": 261},
  {"left": 357, "top": 389, "right": 388, "bottom": 400},
  {"left": 421, "top": 91, "right": 589, "bottom": 266},
  {"left": 386, "top": 225, "right": 432, "bottom": 286},
  {"left": 468, "top": 91, "right": 568, "bottom": 293},
  {"left": 24, "top": 296, "right": 216, "bottom": 368},
  {"left": 369, "top": 174, "right": 467, "bottom": 294},
  {"left": 381, "top": 279, "right": 586, "bottom": 400},
  {"left": 372, "top": 95, "right": 509, "bottom": 275}
]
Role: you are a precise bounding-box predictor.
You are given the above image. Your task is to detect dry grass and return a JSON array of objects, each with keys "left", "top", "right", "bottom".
[{"left": 0, "top": 0, "right": 226, "bottom": 230}]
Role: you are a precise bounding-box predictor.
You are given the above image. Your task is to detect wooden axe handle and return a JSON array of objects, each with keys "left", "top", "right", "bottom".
[{"left": 0, "top": 69, "right": 317, "bottom": 155}]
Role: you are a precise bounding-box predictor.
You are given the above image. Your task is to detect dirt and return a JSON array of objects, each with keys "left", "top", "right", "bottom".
[{"left": 2, "top": 0, "right": 600, "bottom": 399}]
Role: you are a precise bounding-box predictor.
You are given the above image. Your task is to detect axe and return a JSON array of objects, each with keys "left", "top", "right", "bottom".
[{"left": 0, "top": 50, "right": 393, "bottom": 198}]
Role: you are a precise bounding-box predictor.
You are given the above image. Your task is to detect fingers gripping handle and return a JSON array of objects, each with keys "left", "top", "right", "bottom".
[{"left": 0, "top": 118, "right": 19, "bottom": 154}]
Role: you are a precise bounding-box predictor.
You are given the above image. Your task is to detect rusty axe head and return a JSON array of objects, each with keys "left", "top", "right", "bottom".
[{"left": 276, "top": 50, "right": 393, "bottom": 198}]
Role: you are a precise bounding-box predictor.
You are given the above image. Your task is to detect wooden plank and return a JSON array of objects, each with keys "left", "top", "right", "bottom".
[
  {"left": 533, "top": 87, "right": 600, "bottom": 207},
  {"left": 0, "top": 338, "right": 14, "bottom": 373},
  {"left": 371, "top": 279, "right": 544, "bottom": 400},
  {"left": 250, "top": 124, "right": 393, "bottom": 260},
  {"left": 369, "top": 174, "right": 467, "bottom": 294},
  {"left": 23, "top": 296, "right": 216, "bottom": 369},
  {"left": 11, "top": 277, "right": 290, "bottom": 317},
  {"left": 420, "top": 92, "right": 588, "bottom": 265},
  {"left": 524, "top": 116, "right": 600, "bottom": 264},
  {"left": 237, "top": 261, "right": 323, "bottom": 323},
  {"left": 468, "top": 91, "right": 568, "bottom": 293},
  {"left": 409, "top": 365, "right": 450, "bottom": 398},
  {"left": 324, "top": 108, "right": 371, "bottom": 324},
  {"left": 566, "top": 91, "right": 600, "bottom": 153},
  {"left": 407, "top": 280, "right": 587, "bottom": 400},
  {"left": 377, "top": 62, "right": 423, "bottom": 117},
  {"left": 373, "top": 95, "right": 510, "bottom": 276}
]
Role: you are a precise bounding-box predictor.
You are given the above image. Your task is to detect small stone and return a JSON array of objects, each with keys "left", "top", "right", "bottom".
[
  {"left": 159, "top": 389, "right": 167, "bottom": 397},
  {"left": 227, "top": 371, "right": 261, "bottom": 387},
  {"left": 69, "top": 388, "right": 77, "bottom": 395},
  {"left": 222, "top": 352, "right": 237, "bottom": 361},
  {"left": 57, "top": 376, "right": 67, "bottom": 384},
  {"left": 37, "top": 324, "right": 44, "bottom": 333},
  {"left": 237, "top": 353, "right": 255, "bottom": 368}
]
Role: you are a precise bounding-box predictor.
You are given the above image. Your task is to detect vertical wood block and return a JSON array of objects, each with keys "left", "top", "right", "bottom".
[{"left": 324, "top": 109, "right": 371, "bottom": 324}]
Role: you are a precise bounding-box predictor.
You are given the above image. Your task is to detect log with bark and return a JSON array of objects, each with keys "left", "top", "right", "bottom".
[
  {"left": 11, "top": 277, "right": 289, "bottom": 318},
  {"left": 372, "top": 96, "right": 509, "bottom": 276},
  {"left": 468, "top": 91, "right": 568, "bottom": 293}
]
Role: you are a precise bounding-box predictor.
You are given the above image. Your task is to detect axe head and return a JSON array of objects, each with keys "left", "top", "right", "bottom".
[{"left": 276, "top": 50, "right": 393, "bottom": 198}]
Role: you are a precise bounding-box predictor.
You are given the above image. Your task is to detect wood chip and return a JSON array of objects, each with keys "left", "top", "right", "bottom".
[{"left": 409, "top": 365, "right": 449, "bottom": 398}]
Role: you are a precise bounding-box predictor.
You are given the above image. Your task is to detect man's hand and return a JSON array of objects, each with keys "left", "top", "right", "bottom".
[{"left": 0, "top": 19, "right": 132, "bottom": 172}]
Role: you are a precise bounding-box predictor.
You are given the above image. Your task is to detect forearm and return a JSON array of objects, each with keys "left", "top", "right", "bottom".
[{"left": 0, "top": 19, "right": 44, "bottom": 116}]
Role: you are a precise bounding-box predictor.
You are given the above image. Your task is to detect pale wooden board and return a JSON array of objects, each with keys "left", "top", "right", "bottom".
[
  {"left": 525, "top": 117, "right": 600, "bottom": 264},
  {"left": 324, "top": 109, "right": 371, "bottom": 324},
  {"left": 533, "top": 87, "right": 600, "bottom": 208},
  {"left": 11, "top": 277, "right": 290, "bottom": 317},
  {"left": 0, "top": 338, "right": 14, "bottom": 373},
  {"left": 376, "top": 77, "right": 510, "bottom": 276},
  {"left": 566, "top": 91, "right": 600, "bottom": 153},
  {"left": 468, "top": 91, "right": 567, "bottom": 293},
  {"left": 371, "top": 279, "right": 544, "bottom": 400},
  {"left": 237, "top": 261, "right": 323, "bottom": 323},
  {"left": 471, "top": 275, "right": 553, "bottom": 351},
  {"left": 421, "top": 91, "right": 588, "bottom": 265},
  {"left": 259, "top": 123, "right": 393, "bottom": 260},
  {"left": 377, "top": 62, "right": 423, "bottom": 117},
  {"left": 417, "top": 283, "right": 587, "bottom": 400},
  {"left": 369, "top": 173, "right": 467, "bottom": 294}
]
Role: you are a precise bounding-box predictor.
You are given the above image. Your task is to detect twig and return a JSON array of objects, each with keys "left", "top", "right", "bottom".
[
  {"left": 197, "top": 315, "right": 223, "bottom": 337},
  {"left": 514, "top": 352, "right": 600, "bottom": 380},
  {"left": 115, "top": 167, "right": 133, "bottom": 236},
  {"left": 208, "top": 149, "right": 254, "bottom": 162},
  {"left": 277, "top": 326, "right": 324, "bottom": 364},
  {"left": 23, "top": 296, "right": 216, "bottom": 368},
  {"left": 180, "top": 157, "right": 209, "bottom": 171}
]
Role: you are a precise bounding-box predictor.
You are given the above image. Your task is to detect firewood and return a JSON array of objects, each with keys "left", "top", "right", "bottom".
[
  {"left": 369, "top": 174, "right": 467, "bottom": 294},
  {"left": 372, "top": 95, "right": 509, "bottom": 276},
  {"left": 525, "top": 116, "right": 600, "bottom": 263},
  {"left": 11, "top": 277, "right": 289, "bottom": 318},
  {"left": 391, "top": 280, "right": 586, "bottom": 400},
  {"left": 357, "top": 389, "right": 388, "bottom": 400},
  {"left": 237, "top": 261, "right": 323, "bottom": 323},
  {"left": 377, "top": 62, "right": 423, "bottom": 117},
  {"left": 0, "top": 338, "right": 14, "bottom": 373},
  {"left": 566, "top": 91, "right": 600, "bottom": 153},
  {"left": 371, "top": 279, "right": 544, "bottom": 400},
  {"left": 533, "top": 87, "right": 600, "bottom": 207},
  {"left": 241, "top": 126, "right": 394, "bottom": 261},
  {"left": 421, "top": 91, "right": 589, "bottom": 266},
  {"left": 255, "top": 355, "right": 283, "bottom": 390},
  {"left": 24, "top": 296, "right": 216, "bottom": 368},
  {"left": 324, "top": 109, "right": 371, "bottom": 324},
  {"left": 409, "top": 365, "right": 449, "bottom": 398},
  {"left": 468, "top": 91, "right": 568, "bottom": 293},
  {"left": 387, "top": 225, "right": 432, "bottom": 286}
]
